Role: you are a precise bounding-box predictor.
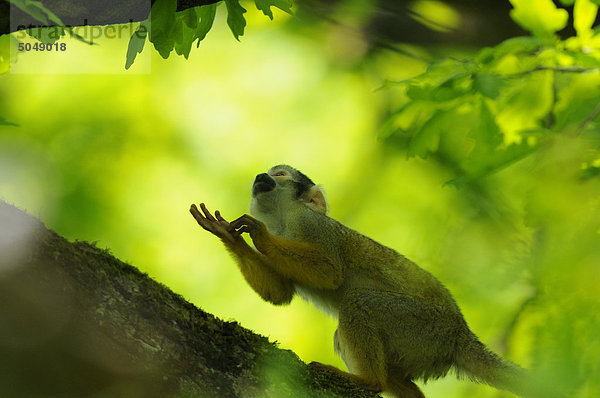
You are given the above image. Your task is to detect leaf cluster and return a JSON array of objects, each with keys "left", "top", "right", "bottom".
[
  {"left": 126, "top": 0, "right": 293, "bottom": 69},
  {"left": 381, "top": 0, "right": 600, "bottom": 187}
]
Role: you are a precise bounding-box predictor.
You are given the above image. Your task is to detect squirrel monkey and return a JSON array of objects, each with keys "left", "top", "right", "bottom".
[{"left": 190, "top": 165, "right": 556, "bottom": 398}]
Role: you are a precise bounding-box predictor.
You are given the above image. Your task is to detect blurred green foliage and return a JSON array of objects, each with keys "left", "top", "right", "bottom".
[{"left": 1, "top": 1, "right": 600, "bottom": 397}]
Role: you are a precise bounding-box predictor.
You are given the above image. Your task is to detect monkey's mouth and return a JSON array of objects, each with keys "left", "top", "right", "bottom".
[{"left": 252, "top": 173, "right": 276, "bottom": 196}]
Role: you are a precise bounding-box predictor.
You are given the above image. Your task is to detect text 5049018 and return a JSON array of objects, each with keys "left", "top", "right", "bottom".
[{"left": 18, "top": 42, "right": 66, "bottom": 52}]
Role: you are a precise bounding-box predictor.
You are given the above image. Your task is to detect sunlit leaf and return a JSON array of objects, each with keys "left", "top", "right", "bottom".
[
  {"left": 495, "top": 70, "right": 554, "bottom": 143},
  {"left": 509, "top": 0, "right": 569, "bottom": 37},
  {"left": 553, "top": 72, "right": 600, "bottom": 131},
  {"left": 573, "top": 0, "right": 599, "bottom": 39}
]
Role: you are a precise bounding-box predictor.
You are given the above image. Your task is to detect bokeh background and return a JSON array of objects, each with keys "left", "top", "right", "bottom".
[{"left": 1, "top": 1, "right": 599, "bottom": 397}]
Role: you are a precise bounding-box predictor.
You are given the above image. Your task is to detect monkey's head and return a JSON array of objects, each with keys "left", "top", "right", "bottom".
[{"left": 250, "top": 165, "right": 329, "bottom": 223}]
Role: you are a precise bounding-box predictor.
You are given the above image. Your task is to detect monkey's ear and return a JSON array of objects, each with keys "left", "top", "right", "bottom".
[{"left": 304, "top": 185, "right": 329, "bottom": 214}]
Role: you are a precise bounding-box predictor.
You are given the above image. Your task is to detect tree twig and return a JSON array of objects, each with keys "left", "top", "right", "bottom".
[{"left": 508, "top": 66, "right": 598, "bottom": 78}]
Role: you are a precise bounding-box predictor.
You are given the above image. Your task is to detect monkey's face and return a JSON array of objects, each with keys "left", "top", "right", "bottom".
[
  {"left": 250, "top": 165, "right": 315, "bottom": 218},
  {"left": 251, "top": 166, "right": 298, "bottom": 200},
  {"left": 250, "top": 165, "right": 328, "bottom": 230},
  {"left": 252, "top": 173, "right": 277, "bottom": 196}
]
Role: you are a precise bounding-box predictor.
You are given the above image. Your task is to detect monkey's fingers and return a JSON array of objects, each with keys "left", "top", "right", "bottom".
[
  {"left": 200, "top": 204, "right": 239, "bottom": 243},
  {"left": 216, "top": 210, "right": 239, "bottom": 234},
  {"left": 233, "top": 226, "right": 250, "bottom": 236},
  {"left": 190, "top": 204, "right": 211, "bottom": 231},
  {"left": 230, "top": 214, "right": 255, "bottom": 229},
  {"left": 215, "top": 210, "right": 230, "bottom": 225},
  {"left": 200, "top": 203, "right": 217, "bottom": 222}
]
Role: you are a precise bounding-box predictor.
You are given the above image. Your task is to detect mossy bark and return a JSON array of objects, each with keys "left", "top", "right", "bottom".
[{"left": 0, "top": 201, "right": 380, "bottom": 398}]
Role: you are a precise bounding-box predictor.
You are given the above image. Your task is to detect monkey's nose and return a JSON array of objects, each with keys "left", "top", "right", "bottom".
[{"left": 252, "top": 173, "right": 276, "bottom": 196}]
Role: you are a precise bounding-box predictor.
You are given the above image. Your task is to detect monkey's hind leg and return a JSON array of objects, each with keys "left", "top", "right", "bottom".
[{"left": 333, "top": 307, "right": 388, "bottom": 393}]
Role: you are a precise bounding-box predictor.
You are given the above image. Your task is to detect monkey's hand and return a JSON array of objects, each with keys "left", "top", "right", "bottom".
[
  {"left": 190, "top": 203, "right": 240, "bottom": 244},
  {"left": 229, "top": 214, "right": 272, "bottom": 254}
]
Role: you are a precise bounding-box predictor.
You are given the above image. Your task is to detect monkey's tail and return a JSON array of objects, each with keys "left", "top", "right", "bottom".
[{"left": 454, "top": 332, "right": 562, "bottom": 398}]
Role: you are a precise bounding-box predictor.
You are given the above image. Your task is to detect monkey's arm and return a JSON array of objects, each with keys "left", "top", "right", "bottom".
[
  {"left": 190, "top": 204, "right": 295, "bottom": 305},
  {"left": 223, "top": 241, "right": 295, "bottom": 305},
  {"left": 230, "top": 215, "right": 343, "bottom": 290}
]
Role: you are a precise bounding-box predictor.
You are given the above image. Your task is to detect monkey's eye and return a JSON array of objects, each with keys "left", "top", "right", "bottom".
[{"left": 273, "top": 171, "right": 287, "bottom": 177}]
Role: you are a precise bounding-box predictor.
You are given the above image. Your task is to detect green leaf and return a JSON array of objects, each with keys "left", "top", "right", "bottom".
[
  {"left": 447, "top": 140, "right": 538, "bottom": 188},
  {"left": 254, "top": 0, "right": 293, "bottom": 20},
  {"left": 564, "top": 49, "right": 600, "bottom": 68},
  {"left": 447, "top": 101, "right": 544, "bottom": 188},
  {"left": 183, "top": 7, "right": 199, "bottom": 29},
  {"left": 403, "top": 59, "right": 476, "bottom": 102},
  {"left": 9, "top": 0, "right": 51, "bottom": 24},
  {"left": 452, "top": 100, "right": 555, "bottom": 190},
  {"left": 26, "top": 26, "right": 64, "bottom": 44},
  {"left": 406, "top": 72, "right": 472, "bottom": 102},
  {"left": 574, "top": 0, "right": 599, "bottom": 39},
  {"left": 495, "top": 70, "right": 554, "bottom": 142},
  {"left": 476, "top": 36, "right": 542, "bottom": 65},
  {"left": 10, "top": 0, "right": 68, "bottom": 43},
  {"left": 10, "top": 0, "right": 64, "bottom": 29},
  {"left": 473, "top": 74, "right": 505, "bottom": 99},
  {"left": 149, "top": 0, "right": 177, "bottom": 59},
  {"left": 470, "top": 100, "right": 504, "bottom": 153},
  {"left": 174, "top": 10, "right": 197, "bottom": 59},
  {"left": 125, "top": 22, "right": 149, "bottom": 70},
  {"left": 509, "top": 0, "right": 569, "bottom": 37},
  {"left": 407, "top": 110, "right": 448, "bottom": 159},
  {"left": 553, "top": 73, "right": 600, "bottom": 131},
  {"left": 224, "top": 0, "right": 247, "bottom": 40},
  {"left": 195, "top": 4, "right": 217, "bottom": 46}
]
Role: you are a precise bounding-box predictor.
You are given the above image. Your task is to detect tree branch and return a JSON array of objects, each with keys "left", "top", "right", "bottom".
[{"left": 0, "top": 200, "right": 380, "bottom": 398}]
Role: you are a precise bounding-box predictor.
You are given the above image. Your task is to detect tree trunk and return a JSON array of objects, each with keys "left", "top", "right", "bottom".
[{"left": 0, "top": 200, "right": 380, "bottom": 398}]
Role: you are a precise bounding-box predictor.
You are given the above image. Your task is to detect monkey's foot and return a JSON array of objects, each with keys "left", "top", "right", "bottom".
[{"left": 308, "top": 361, "right": 383, "bottom": 393}]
